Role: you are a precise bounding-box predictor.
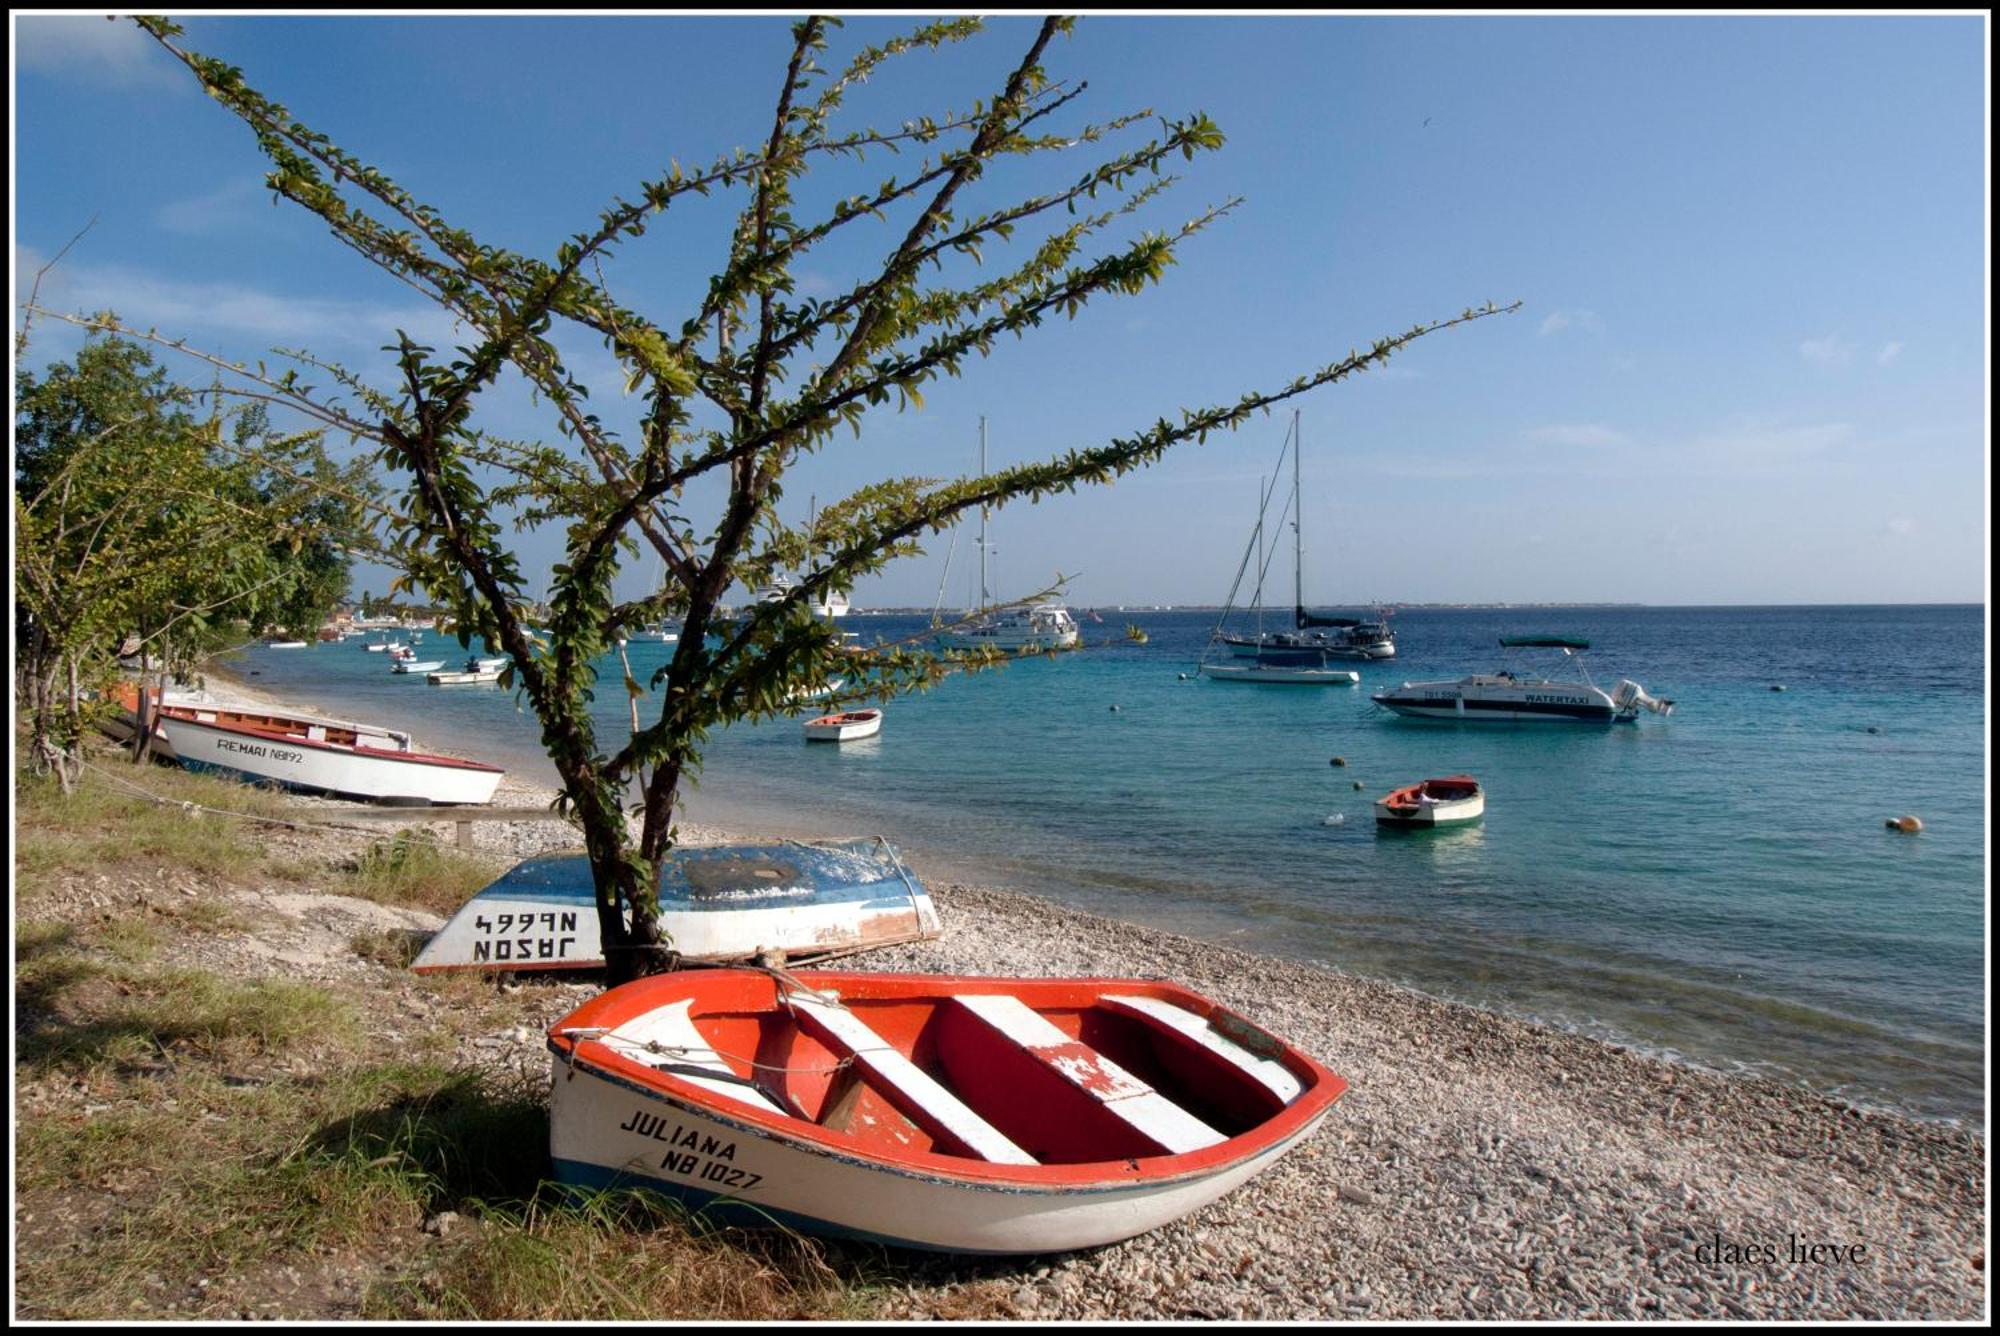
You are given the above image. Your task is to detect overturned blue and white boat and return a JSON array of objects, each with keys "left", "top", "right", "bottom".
[{"left": 410, "top": 838, "right": 943, "bottom": 974}]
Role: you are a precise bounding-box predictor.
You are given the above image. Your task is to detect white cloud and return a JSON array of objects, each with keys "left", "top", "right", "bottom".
[
  {"left": 1538, "top": 308, "right": 1603, "bottom": 337},
  {"left": 36, "top": 261, "right": 467, "bottom": 352},
  {"left": 157, "top": 179, "right": 277, "bottom": 237},
  {"left": 1523, "top": 423, "right": 1628, "bottom": 448},
  {"left": 14, "top": 15, "right": 182, "bottom": 90},
  {"left": 1876, "top": 341, "right": 1904, "bottom": 366},
  {"left": 1799, "top": 333, "right": 1855, "bottom": 366}
]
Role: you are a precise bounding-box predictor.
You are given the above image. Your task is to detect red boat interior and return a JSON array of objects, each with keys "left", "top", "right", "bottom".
[
  {"left": 562, "top": 972, "right": 1339, "bottom": 1169},
  {"left": 1384, "top": 775, "right": 1478, "bottom": 809}
]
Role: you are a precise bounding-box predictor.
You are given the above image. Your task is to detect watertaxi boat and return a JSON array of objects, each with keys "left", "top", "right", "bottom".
[
  {"left": 411, "top": 838, "right": 942, "bottom": 973},
  {"left": 1374, "top": 775, "right": 1484, "bottom": 827},
  {"left": 803, "top": 709, "right": 883, "bottom": 742},
  {"left": 1371, "top": 638, "right": 1673, "bottom": 723},
  {"left": 545, "top": 968, "right": 1347, "bottom": 1254}
]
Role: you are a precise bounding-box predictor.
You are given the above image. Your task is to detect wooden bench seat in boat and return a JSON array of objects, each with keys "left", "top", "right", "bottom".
[
  {"left": 599, "top": 999, "right": 787, "bottom": 1116},
  {"left": 943, "top": 994, "right": 1227, "bottom": 1159},
  {"left": 784, "top": 991, "right": 1038, "bottom": 1166},
  {"left": 1099, "top": 994, "right": 1303, "bottom": 1107}
]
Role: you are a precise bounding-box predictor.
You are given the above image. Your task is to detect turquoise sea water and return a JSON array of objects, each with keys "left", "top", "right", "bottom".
[{"left": 228, "top": 605, "right": 1987, "bottom": 1122}]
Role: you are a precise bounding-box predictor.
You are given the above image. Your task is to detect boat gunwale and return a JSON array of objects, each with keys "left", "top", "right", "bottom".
[
  {"left": 547, "top": 970, "right": 1346, "bottom": 1190},
  {"left": 154, "top": 708, "right": 504, "bottom": 773}
]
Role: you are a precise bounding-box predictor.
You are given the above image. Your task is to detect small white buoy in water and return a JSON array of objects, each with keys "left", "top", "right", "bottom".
[
  {"left": 1109, "top": 704, "right": 1121, "bottom": 712},
  {"left": 1886, "top": 815, "right": 1923, "bottom": 833},
  {"left": 1352, "top": 780, "right": 1364, "bottom": 791},
  {"left": 1323, "top": 813, "right": 1345, "bottom": 826},
  {"left": 1770, "top": 684, "right": 1787, "bottom": 692},
  {"left": 1177, "top": 673, "right": 1189, "bottom": 681}
]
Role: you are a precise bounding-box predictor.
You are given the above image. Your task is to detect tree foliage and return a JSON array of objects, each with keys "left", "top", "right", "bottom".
[
  {"left": 117, "top": 14, "right": 1517, "bottom": 980},
  {"left": 14, "top": 327, "right": 375, "bottom": 786}
]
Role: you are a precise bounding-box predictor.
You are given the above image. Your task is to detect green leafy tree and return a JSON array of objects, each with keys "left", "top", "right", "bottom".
[
  {"left": 123, "top": 15, "right": 1515, "bottom": 981},
  {"left": 14, "top": 327, "right": 376, "bottom": 785}
]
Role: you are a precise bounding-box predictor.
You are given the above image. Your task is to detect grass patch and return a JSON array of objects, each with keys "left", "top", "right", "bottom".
[
  {"left": 337, "top": 831, "right": 498, "bottom": 916},
  {"left": 15, "top": 744, "right": 293, "bottom": 888}
]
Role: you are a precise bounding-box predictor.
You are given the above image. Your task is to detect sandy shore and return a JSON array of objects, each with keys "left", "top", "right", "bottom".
[{"left": 176, "top": 671, "right": 1988, "bottom": 1319}]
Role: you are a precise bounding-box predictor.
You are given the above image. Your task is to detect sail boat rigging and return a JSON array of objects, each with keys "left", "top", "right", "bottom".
[
  {"left": 934, "top": 417, "right": 1080, "bottom": 654},
  {"left": 1196, "top": 411, "right": 1364, "bottom": 685}
]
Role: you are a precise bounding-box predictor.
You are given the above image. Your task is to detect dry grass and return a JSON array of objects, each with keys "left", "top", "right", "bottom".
[{"left": 13, "top": 737, "right": 892, "bottom": 1322}]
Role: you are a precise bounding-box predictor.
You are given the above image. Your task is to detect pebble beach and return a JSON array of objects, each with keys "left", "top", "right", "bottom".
[{"left": 164, "top": 671, "right": 1988, "bottom": 1320}]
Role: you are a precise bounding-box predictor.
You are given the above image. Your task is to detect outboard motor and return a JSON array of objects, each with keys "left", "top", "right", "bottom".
[{"left": 1611, "top": 679, "right": 1675, "bottom": 719}]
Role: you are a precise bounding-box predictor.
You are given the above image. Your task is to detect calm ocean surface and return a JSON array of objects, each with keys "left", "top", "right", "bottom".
[{"left": 229, "top": 604, "right": 1987, "bottom": 1123}]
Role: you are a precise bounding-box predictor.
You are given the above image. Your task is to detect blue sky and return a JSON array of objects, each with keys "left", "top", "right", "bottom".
[{"left": 13, "top": 12, "right": 1988, "bottom": 607}]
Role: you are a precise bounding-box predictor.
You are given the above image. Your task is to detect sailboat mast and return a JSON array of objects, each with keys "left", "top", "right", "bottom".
[
  {"left": 1292, "top": 408, "right": 1304, "bottom": 627},
  {"left": 978, "top": 416, "right": 990, "bottom": 610}
]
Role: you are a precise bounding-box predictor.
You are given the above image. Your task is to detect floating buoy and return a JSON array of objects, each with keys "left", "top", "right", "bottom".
[
  {"left": 1352, "top": 780, "right": 1364, "bottom": 791},
  {"left": 1770, "top": 684, "right": 1787, "bottom": 692},
  {"left": 1109, "top": 704, "right": 1121, "bottom": 712},
  {"left": 1886, "top": 815, "right": 1923, "bottom": 833},
  {"left": 1323, "top": 813, "right": 1345, "bottom": 826},
  {"left": 1177, "top": 673, "right": 1189, "bottom": 681},
  {"left": 1865, "top": 726, "right": 1880, "bottom": 734},
  {"left": 1330, "top": 757, "right": 1347, "bottom": 767}
]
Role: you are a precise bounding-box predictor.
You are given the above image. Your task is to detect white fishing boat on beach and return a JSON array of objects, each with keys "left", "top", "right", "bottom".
[
  {"left": 146, "top": 698, "right": 504, "bottom": 805},
  {"left": 803, "top": 708, "right": 883, "bottom": 742},
  {"left": 545, "top": 968, "right": 1348, "bottom": 1254},
  {"left": 412, "top": 837, "right": 943, "bottom": 973},
  {"left": 1371, "top": 638, "right": 1674, "bottom": 723}
]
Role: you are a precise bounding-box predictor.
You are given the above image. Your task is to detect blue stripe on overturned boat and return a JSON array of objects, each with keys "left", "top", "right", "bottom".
[{"left": 465, "top": 841, "right": 923, "bottom": 913}]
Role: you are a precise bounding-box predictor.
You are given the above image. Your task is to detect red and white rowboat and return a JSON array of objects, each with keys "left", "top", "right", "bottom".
[
  {"left": 1374, "top": 774, "right": 1484, "bottom": 827},
  {"left": 547, "top": 969, "right": 1347, "bottom": 1254},
  {"left": 802, "top": 708, "right": 882, "bottom": 742},
  {"left": 150, "top": 702, "right": 504, "bottom": 805}
]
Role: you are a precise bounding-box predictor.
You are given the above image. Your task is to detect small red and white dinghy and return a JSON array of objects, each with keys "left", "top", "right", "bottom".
[
  {"left": 802, "top": 708, "right": 882, "bottom": 742},
  {"left": 547, "top": 969, "right": 1347, "bottom": 1254},
  {"left": 1374, "top": 774, "right": 1484, "bottom": 827}
]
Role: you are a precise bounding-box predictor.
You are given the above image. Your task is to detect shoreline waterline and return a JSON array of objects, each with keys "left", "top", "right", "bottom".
[{"left": 195, "top": 649, "right": 1981, "bottom": 1132}]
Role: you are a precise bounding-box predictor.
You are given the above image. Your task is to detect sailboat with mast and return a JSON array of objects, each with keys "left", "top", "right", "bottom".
[
  {"left": 935, "top": 418, "right": 1080, "bottom": 654},
  {"left": 1198, "top": 411, "right": 1361, "bottom": 685},
  {"left": 1213, "top": 411, "right": 1395, "bottom": 662}
]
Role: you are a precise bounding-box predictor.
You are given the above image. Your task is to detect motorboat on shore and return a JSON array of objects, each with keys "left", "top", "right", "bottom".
[
  {"left": 803, "top": 708, "right": 884, "bottom": 742},
  {"left": 1375, "top": 775, "right": 1484, "bottom": 827},
  {"left": 545, "top": 968, "right": 1347, "bottom": 1254},
  {"left": 146, "top": 697, "right": 504, "bottom": 804},
  {"left": 1371, "top": 638, "right": 1674, "bottom": 723},
  {"left": 412, "top": 837, "right": 943, "bottom": 973}
]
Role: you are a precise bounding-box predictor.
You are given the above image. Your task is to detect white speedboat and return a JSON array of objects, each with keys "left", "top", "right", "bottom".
[
  {"left": 149, "top": 703, "right": 503, "bottom": 804},
  {"left": 936, "top": 602, "right": 1081, "bottom": 653},
  {"left": 392, "top": 658, "right": 446, "bottom": 674},
  {"left": 803, "top": 708, "right": 883, "bottom": 742},
  {"left": 1371, "top": 638, "right": 1674, "bottom": 723}
]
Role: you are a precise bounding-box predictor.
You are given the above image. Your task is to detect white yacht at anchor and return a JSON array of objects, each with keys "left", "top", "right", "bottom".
[
  {"left": 936, "top": 602, "right": 1081, "bottom": 653},
  {"left": 1371, "top": 637, "right": 1674, "bottom": 723}
]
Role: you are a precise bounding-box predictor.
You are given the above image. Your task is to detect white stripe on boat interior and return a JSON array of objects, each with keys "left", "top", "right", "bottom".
[
  {"left": 949, "top": 994, "right": 1226, "bottom": 1155},
  {"left": 602, "top": 999, "right": 784, "bottom": 1114},
  {"left": 786, "top": 992, "right": 1037, "bottom": 1166},
  {"left": 1100, "top": 995, "right": 1303, "bottom": 1104}
]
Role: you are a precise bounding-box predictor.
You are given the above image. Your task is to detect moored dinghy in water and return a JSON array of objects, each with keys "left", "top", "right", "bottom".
[
  {"left": 1374, "top": 774, "right": 1484, "bottom": 827},
  {"left": 545, "top": 968, "right": 1347, "bottom": 1254},
  {"left": 410, "top": 837, "right": 941, "bottom": 973}
]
